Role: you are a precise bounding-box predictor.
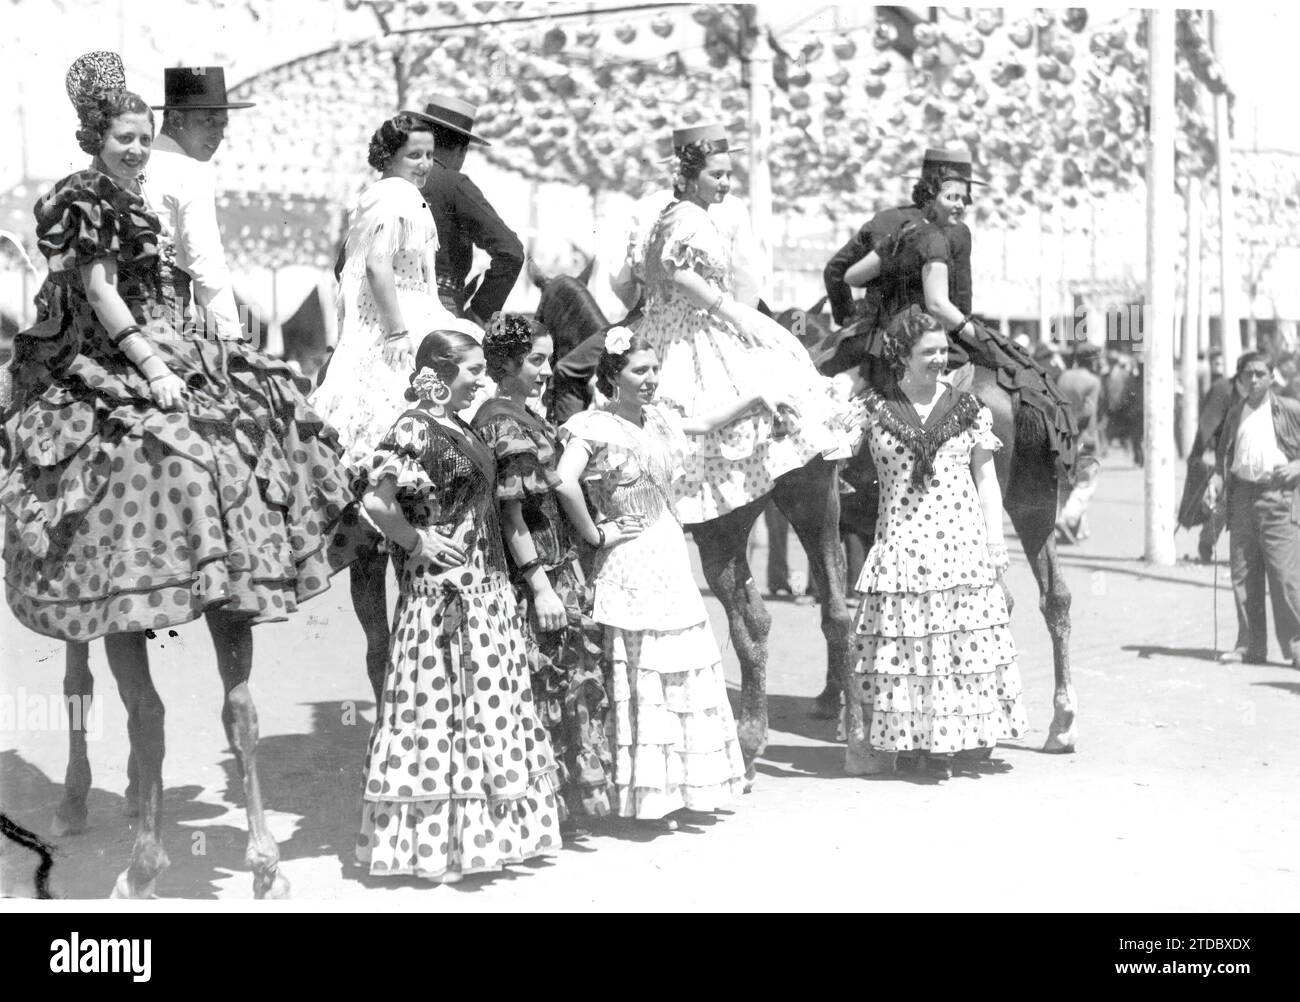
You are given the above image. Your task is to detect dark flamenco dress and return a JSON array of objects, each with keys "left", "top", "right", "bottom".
[
  {"left": 0, "top": 169, "right": 356, "bottom": 641},
  {"left": 472, "top": 397, "right": 615, "bottom": 819}
]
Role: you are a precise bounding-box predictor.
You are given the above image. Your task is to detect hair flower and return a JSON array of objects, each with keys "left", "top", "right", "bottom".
[
  {"left": 605, "top": 326, "right": 634, "bottom": 355},
  {"left": 411, "top": 365, "right": 447, "bottom": 402}
]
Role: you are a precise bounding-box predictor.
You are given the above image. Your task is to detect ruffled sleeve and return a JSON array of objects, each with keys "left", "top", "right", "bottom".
[
  {"left": 339, "top": 177, "right": 438, "bottom": 280},
  {"left": 476, "top": 411, "right": 562, "bottom": 502},
  {"left": 655, "top": 203, "right": 730, "bottom": 285},
  {"left": 351, "top": 413, "right": 437, "bottom": 502},
  {"left": 560, "top": 411, "right": 636, "bottom": 483},
  {"left": 973, "top": 404, "right": 1001, "bottom": 451},
  {"left": 34, "top": 169, "right": 159, "bottom": 274}
]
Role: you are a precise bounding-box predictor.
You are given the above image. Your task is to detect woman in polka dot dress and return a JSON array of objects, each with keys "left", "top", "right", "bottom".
[
  {"left": 847, "top": 308, "right": 1028, "bottom": 779},
  {"left": 472, "top": 314, "right": 615, "bottom": 823},
  {"left": 353, "top": 331, "right": 560, "bottom": 882},
  {"left": 557, "top": 331, "right": 781, "bottom": 820},
  {"left": 0, "top": 71, "right": 354, "bottom": 646},
  {"left": 634, "top": 124, "right": 858, "bottom": 524},
  {"left": 312, "top": 113, "right": 482, "bottom": 465}
]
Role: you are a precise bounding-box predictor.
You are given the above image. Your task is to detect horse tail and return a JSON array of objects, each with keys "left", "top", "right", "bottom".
[
  {"left": 1011, "top": 398, "right": 1056, "bottom": 490},
  {"left": 526, "top": 256, "right": 549, "bottom": 291}
]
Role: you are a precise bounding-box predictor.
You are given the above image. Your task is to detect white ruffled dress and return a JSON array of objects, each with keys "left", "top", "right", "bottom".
[
  {"left": 560, "top": 404, "right": 747, "bottom": 818},
  {"left": 634, "top": 200, "right": 859, "bottom": 524},
  {"left": 847, "top": 404, "right": 1029, "bottom": 761},
  {"left": 312, "top": 177, "right": 483, "bottom": 463}
]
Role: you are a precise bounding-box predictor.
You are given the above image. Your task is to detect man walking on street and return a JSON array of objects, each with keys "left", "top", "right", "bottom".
[
  {"left": 1205, "top": 351, "right": 1300, "bottom": 668},
  {"left": 413, "top": 94, "right": 523, "bottom": 326},
  {"left": 1056, "top": 343, "right": 1103, "bottom": 542}
]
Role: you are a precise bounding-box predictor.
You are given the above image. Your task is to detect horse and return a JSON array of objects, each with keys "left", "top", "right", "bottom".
[
  {"left": 532, "top": 266, "right": 862, "bottom": 782},
  {"left": 48, "top": 618, "right": 290, "bottom": 899},
  {"left": 536, "top": 268, "right": 1078, "bottom": 760},
  {"left": 787, "top": 299, "right": 1078, "bottom": 753}
]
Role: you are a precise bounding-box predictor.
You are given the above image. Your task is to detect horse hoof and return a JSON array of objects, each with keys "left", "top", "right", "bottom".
[
  {"left": 109, "top": 871, "right": 158, "bottom": 900},
  {"left": 1042, "top": 729, "right": 1077, "bottom": 754},
  {"left": 52, "top": 811, "right": 87, "bottom": 838},
  {"left": 255, "top": 868, "right": 291, "bottom": 900},
  {"left": 810, "top": 687, "right": 842, "bottom": 720},
  {"left": 742, "top": 766, "right": 757, "bottom": 795}
]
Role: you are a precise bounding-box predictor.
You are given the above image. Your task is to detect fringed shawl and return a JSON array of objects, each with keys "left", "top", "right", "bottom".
[{"left": 865, "top": 384, "right": 982, "bottom": 488}]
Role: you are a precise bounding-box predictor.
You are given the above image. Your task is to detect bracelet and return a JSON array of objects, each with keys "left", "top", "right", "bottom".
[
  {"left": 147, "top": 373, "right": 174, "bottom": 384},
  {"left": 953, "top": 314, "right": 973, "bottom": 336},
  {"left": 385, "top": 328, "right": 410, "bottom": 342},
  {"left": 110, "top": 324, "right": 142, "bottom": 347},
  {"left": 707, "top": 293, "right": 725, "bottom": 316},
  {"left": 593, "top": 524, "right": 607, "bottom": 548},
  {"left": 516, "top": 557, "right": 545, "bottom": 576}
]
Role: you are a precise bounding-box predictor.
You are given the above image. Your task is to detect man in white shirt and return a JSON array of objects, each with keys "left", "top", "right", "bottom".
[
  {"left": 145, "top": 66, "right": 252, "bottom": 341},
  {"left": 1205, "top": 351, "right": 1300, "bottom": 668}
]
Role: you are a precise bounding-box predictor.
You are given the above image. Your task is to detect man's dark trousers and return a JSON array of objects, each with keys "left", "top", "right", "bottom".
[{"left": 1227, "top": 476, "right": 1300, "bottom": 661}]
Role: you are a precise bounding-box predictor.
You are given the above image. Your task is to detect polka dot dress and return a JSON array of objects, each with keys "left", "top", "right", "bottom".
[
  {"left": 352, "top": 413, "right": 560, "bottom": 879},
  {"left": 1, "top": 169, "right": 357, "bottom": 642},
  {"left": 847, "top": 404, "right": 1029, "bottom": 758},
  {"left": 635, "top": 201, "right": 859, "bottom": 524}
]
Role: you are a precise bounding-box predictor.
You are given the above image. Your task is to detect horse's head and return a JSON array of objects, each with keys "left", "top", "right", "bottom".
[
  {"left": 533, "top": 270, "right": 610, "bottom": 360},
  {"left": 769, "top": 296, "right": 837, "bottom": 362}
]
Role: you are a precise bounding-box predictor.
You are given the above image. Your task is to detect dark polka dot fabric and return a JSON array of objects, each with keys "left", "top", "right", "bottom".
[
  {"left": 847, "top": 405, "right": 1029, "bottom": 756},
  {"left": 0, "top": 171, "right": 361, "bottom": 642},
  {"left": 354, "top": 413, "right": 560, "bottom": 879}
]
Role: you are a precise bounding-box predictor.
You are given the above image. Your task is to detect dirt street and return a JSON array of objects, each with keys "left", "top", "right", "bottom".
[{"left": 2, "top": 456, "right": 1297, "bottom": 909}]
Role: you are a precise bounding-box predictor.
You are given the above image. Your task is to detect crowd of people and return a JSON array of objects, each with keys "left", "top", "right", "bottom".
[{"left": 1, "top": 51, "right": 1041, "bottom": 885}]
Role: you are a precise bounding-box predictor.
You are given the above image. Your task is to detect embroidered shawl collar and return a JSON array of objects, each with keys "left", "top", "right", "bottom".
[{"left": 870, "top": 383, "right": 981, "bottom": 487}]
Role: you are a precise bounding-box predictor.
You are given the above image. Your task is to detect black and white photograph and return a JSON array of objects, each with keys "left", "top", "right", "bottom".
[{"left": 0, "top": 0, "right": 1292, "bottom": 939}]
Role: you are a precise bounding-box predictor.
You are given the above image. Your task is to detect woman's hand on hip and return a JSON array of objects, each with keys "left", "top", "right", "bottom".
[{"left": 412, "top": 527, "right": 468, "bottom": 569}]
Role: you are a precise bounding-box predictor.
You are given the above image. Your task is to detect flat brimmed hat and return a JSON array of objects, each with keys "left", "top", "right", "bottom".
[
  {"left": 403, "top": 93, "right": 490, "bottom": 146},
  {"left": 907, "top": 147, "right": 988, "bottom": 186},
  {"left": 152, "top": 67, "right": 254, "bottom": 110},
  {"left": 671, "top": 122, "right": 745, "bottom": 155}
]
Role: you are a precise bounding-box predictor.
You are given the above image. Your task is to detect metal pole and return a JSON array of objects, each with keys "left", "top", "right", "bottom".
[
  {"left": 748, "top": 7, "right": 775, "bottom": 300},
  {"left": 1212, "top": 11, "right": 1240, "bottom": 371},
  {"left": 1144, "top": 7, "right": 1177, "bottom": 565},
  {"left": 1182, "top": 175, "right": 1203, "bottom": 458}
]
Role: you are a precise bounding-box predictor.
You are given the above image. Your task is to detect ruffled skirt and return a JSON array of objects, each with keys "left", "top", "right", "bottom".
[
  {"left": 637, "top": 297, "right": 861, "bottom": 523},
  {"left": 356, "top": 574, "right": 561, "bottom": 878},
  {"left": 847, "top": 540, "right": 1029, "bottom": 759},
  {"left": 605, "top": 623, "right": 747, "bottom": 819},
  {"left": 0, "top": 335, "right": 356, "bottom": 641},
  {"left": 515, "top": 563, "right": 615, "bottom": 820}
]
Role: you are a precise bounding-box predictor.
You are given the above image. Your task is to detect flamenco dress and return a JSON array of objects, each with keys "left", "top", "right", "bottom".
[
  {"left": 0, "top": 169, "right": 356, "bottom": 640},
  {"left": 561, "top": 403, "right": 747, "bottom": 817},
  {"left": 311, "top": 177, "right": 483, "bottom": 464},
  {"left": 471, "top": 397, "right": 615, "bottom": 818},
  {"left": 635, "top": 200, "right": 859, "bottom": 524},
  {"left": 351, "top": 410, "right": 560, "bottom": 877},
  {"left": 846, "top": 390, "right": 1029, "bottom": 767}
]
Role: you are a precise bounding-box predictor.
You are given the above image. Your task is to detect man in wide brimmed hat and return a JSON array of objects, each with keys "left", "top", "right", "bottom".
[
  {"left": 410, "top": 93, "right": 523, "bottom": 325},
  {"left": 144, "top": 66, "right": 255, "bottom": 341}
]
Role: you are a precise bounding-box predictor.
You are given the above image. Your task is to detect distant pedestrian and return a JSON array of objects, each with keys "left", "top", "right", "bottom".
[
  {"left": 1056, "top": 343, "right": 1103, "bottom": 543},
  {"left": 1204, "top": 351, "right": 1300, "bottom": 668}
]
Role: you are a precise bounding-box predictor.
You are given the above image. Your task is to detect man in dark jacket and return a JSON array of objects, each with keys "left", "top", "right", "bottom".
[
  {"left": 1205, "top": 351, "right": 1300, "bottom": 667},
  {"left": 409, "top": 94, "right": 523, "bottom": 325}
]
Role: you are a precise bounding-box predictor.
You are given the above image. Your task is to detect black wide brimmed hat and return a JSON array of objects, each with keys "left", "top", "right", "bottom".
[
  {"left": 402, "top": 93, "right": 490, "bottom": 146},
  {"left": 907, "top": 147, "right": 988, "bottom": 186},
  {"left": 152, "top": 66, "right": 255, "bottom": 110}
]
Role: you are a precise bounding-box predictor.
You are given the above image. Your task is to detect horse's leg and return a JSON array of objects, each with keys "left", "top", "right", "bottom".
[
  {"left": 52, "top": 642, "right": 94, "bottom": 836},
  {"left": 349, "top": 542, "right": 390, "bottom": 709},
  {"left": 1007, "top": 499, "right": 1077, "bottom": 753},
  {"left": 102, "top": 632, "right": 169, "bottom": 898},
  {"left": 773, "top": 460, "right": 854, "bottom": 727},
  {"left": 692, "top": 503, "right": 769, "bottom": 789},
  {"left": 205, "top": 608, "right": 290, "bottom": 899}
]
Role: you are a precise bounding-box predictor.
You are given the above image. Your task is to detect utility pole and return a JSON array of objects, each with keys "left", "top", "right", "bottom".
[
  {"left": 1144, "top": 7, "right": 1177, "bottom": 565},
  {"left": 747, "top": 4, "right": 775, "bottom": 298},
  {"left": 1212, "top": 11, "right": 1240, "bottom": 370},
  {"left": 1182, "top": 175, "right": 1203, "bottom": 458}
]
